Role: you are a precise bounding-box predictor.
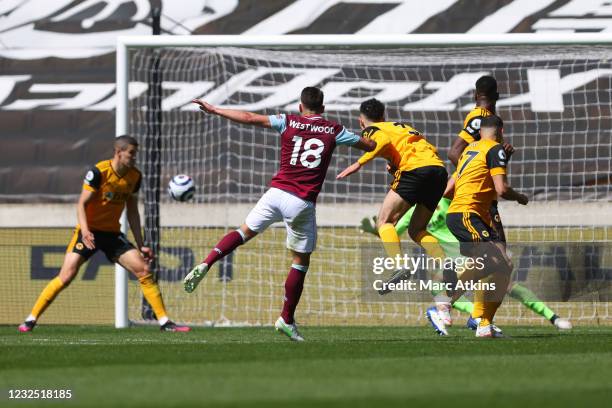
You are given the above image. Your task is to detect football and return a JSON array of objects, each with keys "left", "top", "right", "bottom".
[{"left": 168, "top": 174, "right": 195, "bottom": 202}]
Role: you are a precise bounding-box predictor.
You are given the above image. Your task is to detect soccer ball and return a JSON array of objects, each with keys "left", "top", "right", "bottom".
[{"left": 168, "top": 175, "right": 195, "bottom": 202}]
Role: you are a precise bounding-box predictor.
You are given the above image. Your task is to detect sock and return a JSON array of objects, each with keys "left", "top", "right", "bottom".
[
  {"left": 30, "top": 277, "right": 66, "bottom": 320},
  {"left": 432, "top": 287, "right": 473, "bottom": 314},
  {"left": 472, "top": 289, "right": 485, "bottom": 319},
  {"left": 433, "top": 293, "right": 451, "bottom": 309},
  {"left": 480, "top": 270, "right": 511, "bottom": 324},
  {"left": 204, "top": 230, "right": 245, "bottom": 267},
  {"left": 378, "top": 223, "right": 401, "bottom": 258},
  {"left": 452, "top": 295, "right": 474, "bottom": 314},
  {"left": 415, "top": 230, "right": 446, "bottom": 260},
  {"left": 478, "top": 315, "right": 493, "bottom": 327},
  {"left": 138, "top": 274, "right": 167, "bottom": 322},
  {"left": 478, "top": 278, "right": 498, "bottom": 327},
  {"left": 280, "top": 264, "right": 308, "bottom": 324},
  {"left": 481, "top": 302, "right": 501, "bottom": 326},
  {"left": 442, "top": 265, "right": 458, "bottom": 296},
  {"left": 509, "top": 283, "right": 557, "bottom": 321},
  {"left": 451, "top": 264, "right": 491, "bottom": 304}
]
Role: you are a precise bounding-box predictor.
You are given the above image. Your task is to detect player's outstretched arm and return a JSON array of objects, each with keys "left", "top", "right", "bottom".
[
  {"left": 492, "top": 174, "right": 528, "bottom": 205},
  {"left": 336, "top": 137, "right": 376, "bottom": 179},
  {"left": 76, "top": 188, "right": 96, "bottom": 249},
  {"left": 336, "top": 161, "right": 362, "bottom": 179},
  {"left": 192, "top": 99, "right": 271, "bottom": 128},
  {"left": 126, "top": 194, "right": 153, "bottom": 262}
]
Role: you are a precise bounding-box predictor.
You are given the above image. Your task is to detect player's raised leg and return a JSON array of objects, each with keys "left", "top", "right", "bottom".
[
  {"left": 184, "top": 226, "right": 253, "bottom": 293},
  {"left": 119, "top": 249, "right": 189, "bottom": 332},
  {"left": 19, "top": 251, "right": 86, "bottom": 332},
  {"left": 184, "top": 188, "right": 283, "bottom": 293}
]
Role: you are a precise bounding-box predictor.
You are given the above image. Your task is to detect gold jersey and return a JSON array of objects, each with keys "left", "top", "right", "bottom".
[
  {"left": 81, "top": 160, "right": 141, "bottom": 232},
  {"left": 357, "top": 121, "right": 444, "bottom": 172},
  {"left": 458, "top": 106, "right": 494, "bottom": 144},
  {"left": 448, "top": 139, "right": 507, "bottom": 225}
]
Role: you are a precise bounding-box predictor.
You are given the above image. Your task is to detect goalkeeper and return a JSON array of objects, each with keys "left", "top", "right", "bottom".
[{"left": 361, "top": 197, "right": 573, "bottom": 331}]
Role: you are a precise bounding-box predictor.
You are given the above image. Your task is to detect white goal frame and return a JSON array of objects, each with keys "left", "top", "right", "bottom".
[{"left": 115, "top": 33, "right": 612, "bottom": 328}]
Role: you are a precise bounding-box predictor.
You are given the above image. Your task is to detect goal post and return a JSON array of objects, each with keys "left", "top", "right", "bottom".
[{"left": 115, "top": 34, "right": 612, "bottom": 329}]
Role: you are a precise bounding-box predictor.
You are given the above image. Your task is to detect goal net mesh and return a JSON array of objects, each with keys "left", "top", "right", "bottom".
[{"left": 126, "top": 44, "right": 611, "bottom": 327}]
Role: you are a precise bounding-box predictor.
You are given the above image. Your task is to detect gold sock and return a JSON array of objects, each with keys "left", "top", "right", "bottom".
[
  {"left": 138, "top": 274, "right": 167, "bottom": 321},
  {"left": 472, "top": 289, "right": 485, "bottom": 320},
  {"left": 414, "top": 230, "right": 446, "bottom": 260},
  {"left": 378, "top": 223, "right": 401, "bottom": 258},
  {"left": 30, "top": 277, "right": 66, "bottom": 320},
  {"left": 451, "top": 263, "right": 493, "bottom": 304},
  {"left": 483, "top": 270, "right": 511, "bottom": 323},
  {"left": 482, "top": 302, "right": 498, "bottom": 326}
]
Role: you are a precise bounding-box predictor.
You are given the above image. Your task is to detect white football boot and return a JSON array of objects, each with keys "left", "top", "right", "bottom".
[
  {"left": 183, "top": 263, "right": 209, "bottom": 293},
  {"left": 275, "top": 317, "right": 305, "bottom": 342},
  {"left": 436, "top": 303, "right": 453, "bottom": 327},
  {"left": 426, "top": 307, "right": 449, "bottom": 336}
]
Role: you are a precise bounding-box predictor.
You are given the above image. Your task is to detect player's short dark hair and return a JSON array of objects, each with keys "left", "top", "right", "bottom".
[
  {"left": 114, "top": 135, "right": 139, "bottom": 151},
  {"left": 475, "top": 75, "right": 499, "bottom": 99},
  {"left": 300, "top": 87, "right": 324, "bottom": 112},
  {"left": 480, "top": 115, "right": 503, "bottom": 130},
  {"left": 359, "top": 98, "right": 385, "bottom": 122}
]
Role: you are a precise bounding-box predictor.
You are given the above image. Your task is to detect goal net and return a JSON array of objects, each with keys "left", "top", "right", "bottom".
[{"left": 120, "top": 37, "right": 611, "bottom": 327}]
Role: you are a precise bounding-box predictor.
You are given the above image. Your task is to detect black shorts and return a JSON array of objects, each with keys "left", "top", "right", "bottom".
[
  {"left": 67, "top": 228, "right": 135, "bottom": 262},
  {"left": 392, "top": 166, "right": 448, "bottom": 212},
  {"left": 446, "top": 212, "right": 501, "bottom": 257},
  {"left": 489, "top": 201, "right": 506, "bottom": 244},
  {"left": 447, "top": 212, "right": 498, "bottom": 243}
]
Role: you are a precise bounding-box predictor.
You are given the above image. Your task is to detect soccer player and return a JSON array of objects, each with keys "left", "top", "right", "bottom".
[
  {"left": 336, "top": 98, "right": 447, "bottom": 263},
  {"left": 449, "top": 75, "right": 512, "bottom": 243},
  {"left": 442, "top": 115, "right": 528, "bottom": 337},
  {"left": 185, "top": 87, "right": 375, "bottom": 341},
  {"left": 18, "top": 136, "right": 190, "bottom": 333}
]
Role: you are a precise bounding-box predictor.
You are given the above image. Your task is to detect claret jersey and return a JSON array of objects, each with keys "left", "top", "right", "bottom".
[
  {"left": 81, "top": 160, "right": 141, "bottom": 232},
  {"left": 268, "top": 113, "right": 359, "bottom": 202}
]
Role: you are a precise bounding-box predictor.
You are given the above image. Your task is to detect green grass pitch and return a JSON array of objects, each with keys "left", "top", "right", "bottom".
[{"left": 1, "top": 325, "right": 610, "bottom": 408}]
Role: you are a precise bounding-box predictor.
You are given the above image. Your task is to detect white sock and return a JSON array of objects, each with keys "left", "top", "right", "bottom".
[
  {"left": 158, "top": 316, "right": 169, "bottom": 326},
  {"left": 434, "top": 294, "right": 452, "bottom": 306},
  {"left": 26, "top": 314, "right": 36, "bottom": 322}
]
